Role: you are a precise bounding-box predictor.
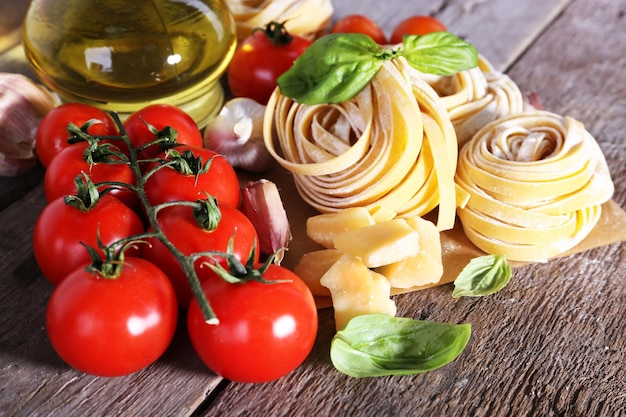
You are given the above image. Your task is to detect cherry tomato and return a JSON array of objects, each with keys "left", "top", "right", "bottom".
[
  {"left": 33, "top": 194, "right": 145, "bottom": 285},
  {"left": 123, "top": 104, "right": 203, "bottom": 159},
  {"left": 187, "top": 264, "right": 318, "bottom": 383},
  {"left": 228, "top": 21, "right": 312, "bottom": 104},
  {"left": 35, "top": 103, "right": 118, "bottom": 167},
  {"left": 142, "top": 202, "right": 259, "bottom": 307},
  {"left": 46, "top": 257, "right": 178, "bottom": 377},
  {"left": 43, "top": 141, "right": 138, "bottom": 209},
  {"left": 331, "top": 15, "right": 387, "bottom": 44},
  {"left": 144, "top": 145, "right": 241, "bottom": 208},
  {"left": 389, "top": 15, "right": 447, "bottom": 44}
]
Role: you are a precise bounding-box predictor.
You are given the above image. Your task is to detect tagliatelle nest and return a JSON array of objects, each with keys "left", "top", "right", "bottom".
[
  {"left": 263, "top": 57, "right": 459, "bottom": 231},
  {"left": 455, "top": 111, "right": 615, "bottom": 262},
  {"left": 419, "top": 56, "right": 527, "bottom": 147},
  {"left": 227, "top": 0, "right": 333, "bottom": 41}
]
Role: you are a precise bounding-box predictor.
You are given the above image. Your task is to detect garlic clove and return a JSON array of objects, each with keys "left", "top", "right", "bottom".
[
  {"left": 203, "top": 97, "right": 274, "bottom": 173},
  {"left": 240, "top": 179, "right": 292, "bottom": 264},
  {"left": 0, "top": 153, "right": 37, "bottom": 177},
  {"left": 0, "top": 72, "right": 57, "bottom": 176},
  {"left": 525, "top": 91, "right": 544, "bottom": 111}
]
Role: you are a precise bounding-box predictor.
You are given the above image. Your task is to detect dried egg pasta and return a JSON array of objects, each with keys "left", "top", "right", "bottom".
[
  {"left": 264, "top": 57, "right": 459, "bottom": 231},
  {"left": 227, "top": 0, "right": 333, "bottom": 41},
  {"left": 421, "top": 56, "right": 526, "bottom": 147},
  {"left": 455, "top": 111, "right": 614, "bottom": 261}
]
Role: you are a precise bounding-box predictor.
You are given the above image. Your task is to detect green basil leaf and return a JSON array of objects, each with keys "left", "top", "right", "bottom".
[
  {"left": 399, "top": 32, "right": 478, "bottom": 75},
  {"left": 452, "top": 254, "right": 512, "bottom": 298},
  {"left": 276, "top": 33, "right": 386, "bottom": 105},
  {"left": 330, "top": 314, "right": 471, "bottom": 378}
]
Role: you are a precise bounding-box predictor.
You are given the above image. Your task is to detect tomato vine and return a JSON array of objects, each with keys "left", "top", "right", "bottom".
[{"left": 62, "top": 113, "right": 258, "bottom": 324}]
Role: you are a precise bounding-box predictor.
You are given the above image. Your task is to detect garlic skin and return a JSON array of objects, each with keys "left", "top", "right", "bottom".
[
  {"left": 0, "top": 72, "right": 56, "bottom": 176},
  {"left": 525, "top": 91, "right": 544, "bottom": 111},
  {"left": 240, "top": 179, "right": 292, "bottom": 264},
  {"left": 203, "top": 97, "right": 274, "bottom": 172}
]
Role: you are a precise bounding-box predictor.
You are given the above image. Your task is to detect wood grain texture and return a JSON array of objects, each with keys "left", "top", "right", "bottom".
[
  {"left": 437, "top": 0, "right": 571, "bottom": 71},
  {"left": 330, "top": 0, "right": 572, "bottom": 71},
  {"left": 1, "top": 0, "right": 625, "bottom": 416}
]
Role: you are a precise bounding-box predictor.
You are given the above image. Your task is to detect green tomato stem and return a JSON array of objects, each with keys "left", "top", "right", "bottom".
[{"left": 91, "top": 112, "right": 220, "bottom": 324}]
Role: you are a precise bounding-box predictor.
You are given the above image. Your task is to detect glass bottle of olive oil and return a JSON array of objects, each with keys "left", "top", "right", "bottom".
[{"left": 22, "top": 0, "right": 236, "bottom": 127}]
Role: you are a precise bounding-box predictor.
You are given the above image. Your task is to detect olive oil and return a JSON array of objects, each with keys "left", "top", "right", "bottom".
[{"left": 22, "top": 0, "right": 236, "bottom": 127}]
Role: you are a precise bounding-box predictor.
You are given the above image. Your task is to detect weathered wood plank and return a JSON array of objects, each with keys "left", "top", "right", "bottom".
[
  {"left": 437, "top": 0, "right": 572, "bottom": 71},
  {"left": 330, "top": 0, "right": 571, "bottom": 71}
]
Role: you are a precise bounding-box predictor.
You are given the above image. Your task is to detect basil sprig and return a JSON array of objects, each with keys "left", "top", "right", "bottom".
[
  {"left": 330, "top": 314, "right": 471, "bottom": 378},
  {"left": 277, "top": 32, "right": 478, "bottom": 105},
  {"left": 452, "top": 254, "right": 512, "bottom": 298}
]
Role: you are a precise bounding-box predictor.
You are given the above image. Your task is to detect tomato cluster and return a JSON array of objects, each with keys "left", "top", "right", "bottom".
[
  {"left": 33, "top": 103, "right": 318, "bottom": 381},
  {"left": 331, "top": 14, "right": 447, "bottom": 45}
]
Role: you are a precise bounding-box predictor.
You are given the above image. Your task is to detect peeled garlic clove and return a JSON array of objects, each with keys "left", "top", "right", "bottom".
[
  {"left": 240, "top": 179, "right": 292, "bottom": 264},
  {"left": 0, "top": 72, "right": 57, "bottom": 176},
  {"left": 525, "top": 91, "right": 544, "bottom": 110},
  {"left": 203, "top": 97, "right": 274, "bottom": 173}
]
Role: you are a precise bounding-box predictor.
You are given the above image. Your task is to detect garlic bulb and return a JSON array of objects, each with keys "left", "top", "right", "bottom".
[
  {"left": 203, "top": 97, "right": 274, "bottom": 172},
  {"left": 0, "top": 73, "right": 56, "bottom": 176}
]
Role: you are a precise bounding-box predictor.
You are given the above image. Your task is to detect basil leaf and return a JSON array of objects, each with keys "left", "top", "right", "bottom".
[
  {"left": 276, "top": 33, "right": 386, "bottom": 105},
  {"left": 399, "top": 31, "right": 478, "bottom": 75},
  {"left": 452, "top": 254, "right": 512, "bottom": 298},
  {"left": 330, "top": 314, "right": 471, "bottom": 378}
]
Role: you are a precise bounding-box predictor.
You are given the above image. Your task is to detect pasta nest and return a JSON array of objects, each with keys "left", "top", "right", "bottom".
[
  {"left": 263, "top": 57, "right": 459, "bottom": 231},
  {"left": 226, "top": 0, "right": 333, "bottom": 41},
  {"left": 455, "top": 111, "right": 614, "bottom": 261}
]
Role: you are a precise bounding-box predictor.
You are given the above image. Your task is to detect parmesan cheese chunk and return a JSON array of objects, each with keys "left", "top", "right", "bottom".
[
  {"left": 333, "top": 219, "right": 420, "bottom": 268},
  {"left": 369, "top": 205, "right": 397, "bottom": 223},
  {"left": 376, "top": 216, "right": 443, "bottom": 288},
  {"left": 320, "top": 253, "right": 396, "bottom": 331},
  {"left": 306, "top": 207, "right": 375, "bottom": 249},
  {"left": 293, "top": 249, "right": 343, "bottom": 297}
]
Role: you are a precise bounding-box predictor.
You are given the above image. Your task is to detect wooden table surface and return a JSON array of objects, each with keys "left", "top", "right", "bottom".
[{"left": 1, "top": 0, "right": 625, "bottom": 416}]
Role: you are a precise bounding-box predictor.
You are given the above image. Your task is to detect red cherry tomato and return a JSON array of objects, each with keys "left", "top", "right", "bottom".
[
  {"left": 33, "top": 194, "right": 145, "bottom": 285},
  {"left": 35, "top": 103, "right": 118, "bottom": 167},
  {"left": 187, "top": 264, "right": 318, "bottom": 383},
  {"left": 142, "top": 203, "right": 259, "bottom": 307},
  {"left": 123, "top": 104, "right": 203, "bottom": 159},
  {"left": 390, "top": 15, "right": 447, "bottom": 44},
  {"left": 331, "top": 14, "right": 387, "bottom": 44},
  {"left": 144, "top": 145, "right": 241, "bottom": 208},
  {"left": 228, "top": 21, "right": 312, "bottom": 104},
  {"left": 46, "top": 257, "right": 178, "bottom": 377},
  {"left": 43, "top": 141, "right": 138, "bottom": 209}
]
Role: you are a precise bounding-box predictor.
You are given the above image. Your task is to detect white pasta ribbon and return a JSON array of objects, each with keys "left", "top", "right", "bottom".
[
  {"left": 455, "top": 110, "right": 614, "bottom": 261},
  {"left": 227, "top": 0, "right": 333, "bottom": 41},
  {"left": 264, "top": 58, "right": 459, "bottom": 231},
  {"left": 421, "top": 56, "right": 526, "bottom": 147}
]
